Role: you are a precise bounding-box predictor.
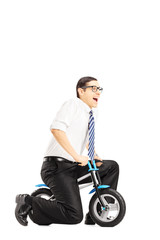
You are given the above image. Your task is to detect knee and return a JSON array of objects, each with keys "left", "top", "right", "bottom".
[
  {"left": 103, "top": 160, "right": 119, "bottom": 173},
  {"left": 68, "top": 210, "right": 83, "bottom": 224},
  {"left": 112, "top": 160, "right": 119, "bottom": 172},
  {"left": 110, "top": 160, "right": 119, "bottom": 176}
]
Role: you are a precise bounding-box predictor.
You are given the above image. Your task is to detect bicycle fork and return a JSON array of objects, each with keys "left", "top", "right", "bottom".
[{"left": 88, "top": 160, "right": 110, "bottom": 210}]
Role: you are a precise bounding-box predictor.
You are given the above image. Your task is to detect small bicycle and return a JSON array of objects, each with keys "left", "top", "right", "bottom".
[{"left": 29, "top": 160, "right": 126, "bottom": 227}]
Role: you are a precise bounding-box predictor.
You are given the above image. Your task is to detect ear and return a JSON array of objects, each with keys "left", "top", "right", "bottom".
[{"left": 78, "top": 88, "right": 85, "bottom": 97}]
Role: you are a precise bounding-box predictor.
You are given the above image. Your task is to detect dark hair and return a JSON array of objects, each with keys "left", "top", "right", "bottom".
[{"left": 76, "top": 76, "right": 97, "bottom": 98}]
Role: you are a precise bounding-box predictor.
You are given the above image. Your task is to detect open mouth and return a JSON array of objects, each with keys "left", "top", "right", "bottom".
[{"left": 93, "top": 97, "right": 98, "bottom": 103}]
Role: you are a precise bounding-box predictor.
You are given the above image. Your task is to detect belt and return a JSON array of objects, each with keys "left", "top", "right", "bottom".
[{"left": 43, "top": 156, "right": 76, "bottom": 164}]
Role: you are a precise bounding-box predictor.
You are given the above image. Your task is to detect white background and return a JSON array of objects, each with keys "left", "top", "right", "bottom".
[{"left": 0, "top": 0, "right": 160, "bottom": 239}]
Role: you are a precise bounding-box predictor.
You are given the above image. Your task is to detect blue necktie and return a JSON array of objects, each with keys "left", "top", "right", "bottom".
[{"left": 88, "top": 110, "right": 95, "bottom": 162}]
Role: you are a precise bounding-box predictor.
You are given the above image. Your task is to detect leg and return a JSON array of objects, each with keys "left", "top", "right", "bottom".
[
  {"left": 98, "top": 160, "right": 119, "bottom": 190},
  {"left": 77, "top": 160, "right": 119, "bottom": 190},
  {"left": 30, "top": 160, "right": 83, "bottom": 225}
]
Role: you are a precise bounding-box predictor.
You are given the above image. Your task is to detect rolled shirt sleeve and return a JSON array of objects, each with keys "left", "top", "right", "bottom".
[{"left": 50, "top": 99, "right": 77, "bottom": 132}]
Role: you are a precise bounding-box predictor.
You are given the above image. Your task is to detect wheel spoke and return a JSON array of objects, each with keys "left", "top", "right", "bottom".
[{"left": 101, "top": 195, "right": 109, "bottom": 206}]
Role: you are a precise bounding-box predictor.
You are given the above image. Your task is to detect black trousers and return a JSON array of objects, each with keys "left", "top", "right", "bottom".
[{"left": 30, "top": 157, "right": 119, "bottom": 225}]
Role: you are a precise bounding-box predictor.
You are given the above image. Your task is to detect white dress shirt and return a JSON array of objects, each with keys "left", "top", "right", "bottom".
[{"left": 44, "top": 97, "right": 98, "bottom": 162}]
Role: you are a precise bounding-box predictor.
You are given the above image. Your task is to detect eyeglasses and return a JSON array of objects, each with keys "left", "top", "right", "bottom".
[{"left": 81, "top": 85, "right": 103, "bottom": 93}]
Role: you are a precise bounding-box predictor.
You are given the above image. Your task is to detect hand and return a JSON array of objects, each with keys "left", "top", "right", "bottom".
[
  {"left": 94, "top": 155, "right": 103, "bottom": 167},
  {"left": 74, "top": 155, "right": 89, "bottom": 166}
]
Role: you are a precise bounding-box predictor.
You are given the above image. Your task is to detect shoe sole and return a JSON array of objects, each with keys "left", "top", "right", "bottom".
[
  {"left": 16, "top": 195, "right": 26, "bottom": 204},
  {"left": 15, "top": 195, "right": 28, "bottom": 226}
]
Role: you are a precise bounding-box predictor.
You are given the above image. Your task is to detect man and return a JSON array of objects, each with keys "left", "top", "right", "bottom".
[{"left": 15, "top": 76, "right": 119, "bottom": 226}]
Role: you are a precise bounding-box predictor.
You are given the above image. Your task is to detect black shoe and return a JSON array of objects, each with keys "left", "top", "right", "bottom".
[
  {"left": 85, "top": 212, "right": 95, "bottom": 225},
  {"left": 15, "top": 194, "right": 31, "bottom": 226}
]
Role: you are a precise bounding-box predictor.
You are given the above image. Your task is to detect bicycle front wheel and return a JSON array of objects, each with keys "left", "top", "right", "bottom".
[{"left": 89, "top": 188, "right": 126, "bottom": 227}]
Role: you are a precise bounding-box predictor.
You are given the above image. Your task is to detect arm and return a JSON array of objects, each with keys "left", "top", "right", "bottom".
[{"left": 51, "top": 129, "right": 88, "bottom": 166}]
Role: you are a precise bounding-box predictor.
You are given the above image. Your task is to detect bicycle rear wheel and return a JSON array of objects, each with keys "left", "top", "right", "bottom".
[{"left": 29, "top": 188, "right": 55, "bottom": 220}]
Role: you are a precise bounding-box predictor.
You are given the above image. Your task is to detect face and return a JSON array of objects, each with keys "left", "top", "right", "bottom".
[{"left": 78, "top": 80, "right": 102, "bottom": 109}]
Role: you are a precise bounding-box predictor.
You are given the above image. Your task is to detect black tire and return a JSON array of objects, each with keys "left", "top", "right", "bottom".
[
  {"left": 30, "top": 188, "right": 53, "bottom": 198},
  {"left": 29, "top": 188, "right": 54, "bottom": 220},
  {"left": 89, "top": 188, "right": 126, "bottom": 227}
]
